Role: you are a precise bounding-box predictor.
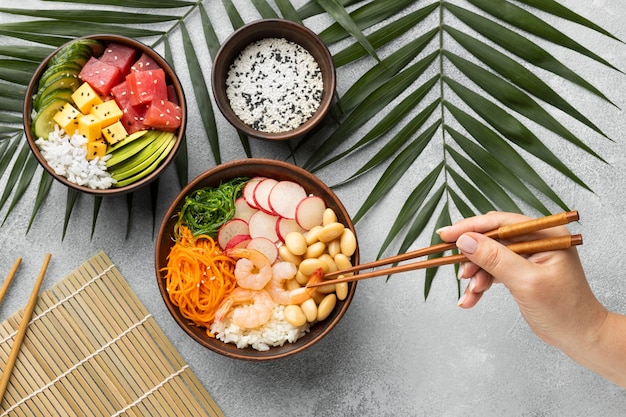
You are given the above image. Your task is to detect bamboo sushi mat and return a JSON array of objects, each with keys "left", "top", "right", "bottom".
[{"left": 0, "top": 251, "right": 224, "bottom": 417}]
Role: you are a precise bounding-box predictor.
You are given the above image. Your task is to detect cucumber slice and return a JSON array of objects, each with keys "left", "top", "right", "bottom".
[
  {"left": 38, "top": 88, "right": 74, "bottom": 110},
  {"left": 32, "top": 99, "right": 68, "bottom": 139},
  {"left": 38, "top": 61, "right": 81, "bottom": 90},
  {"left": 33, "top": 74, "right": 80, "bottom": 110},
  {"left": 49, "top": 39, "right": 104, "bottom": 67}
]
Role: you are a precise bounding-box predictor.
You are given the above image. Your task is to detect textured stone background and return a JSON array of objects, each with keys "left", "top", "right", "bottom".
[{"left": 1, "top": 1, "right": 625, "bottom": 416}]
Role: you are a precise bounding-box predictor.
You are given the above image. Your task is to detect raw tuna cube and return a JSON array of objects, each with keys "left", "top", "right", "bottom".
[
  {"left": 144, "top": 99, "right": 182, "bottom": 132},
  {"left": 111, "top": 80, "right": 147, "bottom": 134},
  {"left": 79, "top": 56, "right": 124, "bottom": 96},
  {"left": 126, "top": 68, "right": 168, "bottom": 106},
  {"left": 100, "top": 42, "right": 137, "bottom": 74},
  {"left": 121, "top": 104, "right": 148, "bottom": 134},
  {"left": 167, "top": 84, "right": 179, "bottom": 105},
  {"left": 131, "top": 53, "right": 160, "bottom": 72},
  {"left": 111, "top": 80, "right": 132, "bottom": 107}
]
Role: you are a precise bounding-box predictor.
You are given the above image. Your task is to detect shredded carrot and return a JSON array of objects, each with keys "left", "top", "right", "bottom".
[{"left": 162, "top": 225, "right": 237, "bottom": 337}]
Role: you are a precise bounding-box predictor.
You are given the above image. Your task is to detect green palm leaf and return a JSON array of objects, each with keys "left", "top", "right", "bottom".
[
  {"left": 27, "top": 171, "right": 53, "bottom": 233},
  {"left": 180, "top": 22, "right": 220, "bottom": 165},
  {"left": 445, "top": 4, "right": 614, "bottom": 104},
  {"left": 314, "top": 0, "right": 380, "bottom": 62},
  {"left": 0, "top": 8, "right": 180, "bottom": 23},
  {"left": 0, "top": 1, "right": 619, "bottom": 299},
  {"left": 41, "top": 0, "right": 194, "bottom": 7},
  {"left": 466, "top": 0, "right": 620, "bottom": 72}
]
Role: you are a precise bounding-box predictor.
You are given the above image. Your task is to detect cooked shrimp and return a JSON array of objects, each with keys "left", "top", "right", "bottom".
[
  {"left": 265, "top": 263, "right": 322, "bottom": 305},
  {"left": 227, "top": 248, "right": 272, "bottom": 290},
  {"left": 214, "top": 288, "right": 275, "bottom": 329}
]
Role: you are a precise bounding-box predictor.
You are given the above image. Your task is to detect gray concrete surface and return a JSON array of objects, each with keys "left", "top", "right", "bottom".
[{"left": 1, "top": 1, "right": 625, "bottom": 416}]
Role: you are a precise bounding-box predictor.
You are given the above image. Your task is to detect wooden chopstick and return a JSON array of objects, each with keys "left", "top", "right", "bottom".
[
  {"left": 0, "top": 258, "right": 21, "bottom": 306},
  {"left": 322, "top": 210, "right": 579, "bottom": 281},
  {"left": 0, "top": 253, "right": 51, "bottom": 403},
  {"left": 307, "top": 234, "right": 582, "bottom": 287}
]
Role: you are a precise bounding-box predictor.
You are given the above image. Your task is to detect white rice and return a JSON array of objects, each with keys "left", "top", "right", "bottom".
[
  {"left": 210, "top": 304, "right": 311, "bottom": 351},
  {"left": 225, "top": 37, "right": 323, "bottom": 133},
  {"left": 35, "top": 125, "right": 116, "bottom": 190}
]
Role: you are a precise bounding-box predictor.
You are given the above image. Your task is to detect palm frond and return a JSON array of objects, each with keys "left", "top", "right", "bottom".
[
  {"left": 180, "top": 21, "right": 221, "bottom": 165},
  {"left": 41, "top": 0, "right": 195, "bottom": 7},
  {"left": 0, "top": 8, "right": 181, "bottom": 24},
  {"left": 0, "top": 0, "right": 620, "bottom": 299}
]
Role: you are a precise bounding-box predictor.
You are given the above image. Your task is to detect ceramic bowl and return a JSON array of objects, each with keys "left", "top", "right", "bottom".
[
  {"left": 23, "top": 34, "right": 186, "bottom": 195},
  {"left": 212, "top": 19, "right": 336, "bottom": 141},
  {"left": 155, "top": 158, "right": 358, "bottom": 360}
]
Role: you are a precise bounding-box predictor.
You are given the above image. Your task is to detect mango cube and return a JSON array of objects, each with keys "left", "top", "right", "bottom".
[
  {"left": 85, "top": 140, "right": 107, "bottom": 160},
  {"left": 71, "top": 82, "right": 103, "bottom": 113},
  {"left": 102, "top": 120, "right": 128, "bottom": 145},
  {"left": 78, "top": 114, "right": 102, "bottom": 142},
  {"left": 91, "top": 100, "right": 123, "bottom": 127},
  {"left": 53, "top": 103, "right": 81, "bottom": 135}
]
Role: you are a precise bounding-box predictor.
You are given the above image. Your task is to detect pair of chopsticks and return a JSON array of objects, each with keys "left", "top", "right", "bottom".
[
  {"left": 307, "top": 211, "right": 580, "bottom": 288},
  {"left": 0, "top": 253, "right": 51, "bottom": 403}
]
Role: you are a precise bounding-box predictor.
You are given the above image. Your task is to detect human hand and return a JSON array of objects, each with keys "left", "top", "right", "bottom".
[{"left": 436, "top": 211, "right": 607, "bottom": 350}]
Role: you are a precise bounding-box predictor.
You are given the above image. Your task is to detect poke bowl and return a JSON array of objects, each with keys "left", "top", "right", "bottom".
[
  {"left": 155, "top": 159, "right": 358, "bottom": 360},
  {"left": 24, "top": 34, "right": 186, "bottom": 195},
  {"left": 211, "top": 19, "right": 336, "bottom": 141}
]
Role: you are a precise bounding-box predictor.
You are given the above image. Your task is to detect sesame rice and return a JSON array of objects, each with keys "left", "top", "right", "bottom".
[
  {"left": 225, "top": 37, "right": 324, "bottom": 133},
  {"left": 35, "top": 125, "right": 116, "bottom": 190}
]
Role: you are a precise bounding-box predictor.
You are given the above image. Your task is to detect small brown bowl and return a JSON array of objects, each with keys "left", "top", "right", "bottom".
[
  {"left": 212, "top": 19, "right": 336, "bottom": 141},
  {"left": 155, "top": 159, "right": 358, "bottom": 360},
  {"left": 23, "top": 34, "right": 187, "bottom": 196}
]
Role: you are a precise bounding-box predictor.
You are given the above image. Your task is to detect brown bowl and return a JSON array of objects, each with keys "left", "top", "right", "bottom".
[
  {"left": 155, "top": 159, "right": 358, "bottom": 360},
  {"left": 212, "top": 19, "right": 336, "bottom": 141},
  {"left": 24, "top": 34, "right": 187, "bottom": 196}
]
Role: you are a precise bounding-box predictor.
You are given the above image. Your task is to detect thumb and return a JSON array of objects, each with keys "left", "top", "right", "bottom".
[{"left": 456, "top": 232, "right": 534, "bottom": 287}]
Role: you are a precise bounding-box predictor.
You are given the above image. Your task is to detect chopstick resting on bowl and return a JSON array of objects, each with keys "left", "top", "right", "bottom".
[
  {"left": 307, "top": 211, "right": 580, "bottom": 288},
  {"left": 0, "top": 253, "right": 51, "bottom": 403}
]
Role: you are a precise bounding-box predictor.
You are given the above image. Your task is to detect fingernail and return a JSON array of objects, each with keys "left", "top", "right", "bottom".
[
  {"left": 469, "top": 277, "right": 477, "bottom": 292},
  {"left": 456, "top": 234, "right": 478, "bottom": 255},
  {"left": 457, "top": 293, "right": 467, "bottom": 307},
  {"left": 435, "top": 226, "right": 450, "bottom": 235},
  {"left": 457, "top": 263, "right": 464, "bottom": 279}
]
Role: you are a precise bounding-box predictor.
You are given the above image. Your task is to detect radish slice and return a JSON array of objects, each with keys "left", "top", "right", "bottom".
[
  {"left": 248, "top": 210, "right": 280, "bottom": 242},
  {"left": 243, "top": 177, "right": 265, "bottom": 209},
  {"left": 234, "top": 197, "right": 258, "bottom": 223},
  {"left": 246, "top": 237, "right": 278, "bottom": 264},
  {"left": 217, "top": 218, "right": 249, "bottom": 249},
  {"left": 253, "top": 178, "right": 278, "bottom": 214},
  {"left": 224, "top": 234, "right": 252, "bottom": 251},
  {"left": 295, "top": 196, "right": 327, "bottom": 230},
  {"left": 268, "top": 180, "right": 307, "bottom": 219},
  {"left": 276, "top": 218, "right": 306, "bottom": 242}
]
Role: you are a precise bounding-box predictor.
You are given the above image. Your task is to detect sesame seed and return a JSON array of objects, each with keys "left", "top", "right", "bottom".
[{"left": 225, "top": 37, "right": 323, "bottom": 133}]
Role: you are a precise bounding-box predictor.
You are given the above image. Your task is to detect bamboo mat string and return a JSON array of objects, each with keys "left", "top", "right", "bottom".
[
  {"left": 0, "top": 315, "right": 152, "bottom": 416},
  {"left": 0, "top": 251, "right": 224, "bottom": 417},
  {"left": 0, "top": 263, "right": 115, "bottom": 346},
  {"left": 110, "top": 365, "right": 190, "bottom": 417}
]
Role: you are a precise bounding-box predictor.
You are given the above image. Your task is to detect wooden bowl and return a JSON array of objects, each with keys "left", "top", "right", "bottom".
[
  {"left": 155, "top": 159, "right": 358, "bottom": 360},
  {"left": 23, "top": 34, "right": 187, "bottom": 196},
  {"left": 212, "top": 19, "right": 336, "bottom": 141}
]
